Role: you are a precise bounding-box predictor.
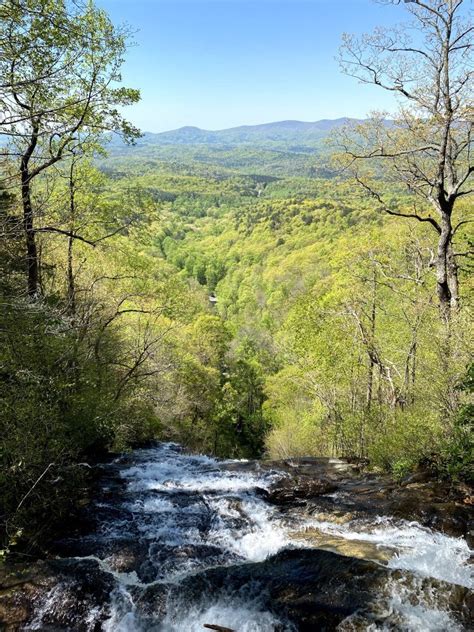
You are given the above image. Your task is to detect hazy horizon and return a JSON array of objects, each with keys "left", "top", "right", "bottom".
[
  {"left": 96, "top": 0, "right": 400, "bottom": 133},
  {"left": 140, "top": 115, "right": 363, "bottom": 134}
]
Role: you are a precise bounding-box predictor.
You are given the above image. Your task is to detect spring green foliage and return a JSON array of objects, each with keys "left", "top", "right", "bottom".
[
  {"left": 439, "top": 365, "right": 474, "bottom": 481},
  {"left": 1, "top": 0, "right": 472, "bottom": 555},
  {"left": 97, "top": 144, "right": 472, "bottom": 479},
  {"left": 2, "top": 142, "right": 472, "bottom": 553}
]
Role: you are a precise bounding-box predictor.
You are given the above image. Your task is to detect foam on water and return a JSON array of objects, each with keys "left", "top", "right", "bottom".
[
  {"left": 117, "top": 444, "right": 290, "bottom": 565},
  {"left": 123, "top": 453, "right": 274, "bottom": 495},
  {"left": 206, "top": 495, "right": 292, "bottom": 561},
  {"left": 159, "top": 601, "right": 291, "bottom": 632},
  {"left": 107, "top": 603, "right": 290, "bottom": 632},
  {"left": 129, "top": 496, "right": 175, "bottom": 513},
  {"left": 306, "top": 515, "right": 473, "bottom": 588},
  {"left": 103, "top": 585, "right": 139, "bottom": 632},
  {"left": 361, "top": 575, "right": 465, "bottom": 632},
  {"left": 156, "top": 579, "right": 293, "bottom": 632},
  {"left": 26, "top": 443, "right": 473, "bottom": 631}
]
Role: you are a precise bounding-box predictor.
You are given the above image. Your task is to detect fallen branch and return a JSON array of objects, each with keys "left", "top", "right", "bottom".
[{"left": 16, "top": 463, "right": 55, "bottom": 511}]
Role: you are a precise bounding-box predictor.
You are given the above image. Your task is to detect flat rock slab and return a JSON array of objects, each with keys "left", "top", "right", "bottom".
[
  {"left": 171, "top": 548, "right": 471, "bottom": 631},
  {"left": 259, "top": 458, "right": 473, "bottom": 540}
]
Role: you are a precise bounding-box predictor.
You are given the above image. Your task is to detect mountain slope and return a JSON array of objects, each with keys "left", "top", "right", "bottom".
[{"left": 125, "top": 118, "right": 364, "bottom": 148}]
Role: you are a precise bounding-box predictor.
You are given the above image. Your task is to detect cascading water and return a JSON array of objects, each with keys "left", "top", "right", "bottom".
[{"left": 24, "top": 443, "right": 472, "bottom": 631}]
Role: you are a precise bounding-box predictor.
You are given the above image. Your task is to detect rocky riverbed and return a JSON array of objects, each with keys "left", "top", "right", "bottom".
[{"left": 0, "top": 443, "right": 473, "bottom": 630}]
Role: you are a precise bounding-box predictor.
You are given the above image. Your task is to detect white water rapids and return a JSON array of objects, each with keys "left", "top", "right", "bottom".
[{"left": 27, "top": 443, "right": 472, "bottom": 631}]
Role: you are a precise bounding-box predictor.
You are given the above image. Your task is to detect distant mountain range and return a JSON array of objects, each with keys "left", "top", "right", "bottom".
[{"left": 126, "top": 118, "right": 364, "bottom": 148}]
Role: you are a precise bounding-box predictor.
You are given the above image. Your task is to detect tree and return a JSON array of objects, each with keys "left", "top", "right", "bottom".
[
  {"left": 338, "top": 0, "right": 473, "bottom": 320},
  {"left": 0, "top": 186, "right": 22, "bottom": 294},
  {"left": 46, "top": 149, "right": 142, "bottom": 315},
  {"left": 0, "top": 0, "right": 140, "bottom": 296}
]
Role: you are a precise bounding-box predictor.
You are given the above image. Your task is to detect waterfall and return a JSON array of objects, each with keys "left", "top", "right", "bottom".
[{"left": 22, "top": 443, "right": 472, "bottom": 631}]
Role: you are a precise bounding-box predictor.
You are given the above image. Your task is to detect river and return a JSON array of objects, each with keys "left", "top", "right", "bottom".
[{"left": 6, "top": 443, "right": 473, "bottom": 631}]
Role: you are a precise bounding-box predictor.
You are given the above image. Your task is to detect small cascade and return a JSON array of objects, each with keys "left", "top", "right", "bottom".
[
  {"left": 301, "top": 515, "right": 473, "bottom": 588},
  {"left": 19, "top": 443, "right": 472, "bottom": 631}
]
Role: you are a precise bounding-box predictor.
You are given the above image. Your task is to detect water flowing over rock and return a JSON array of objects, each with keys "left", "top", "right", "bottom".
[{"left": 0, "top": 443, "right": 472, "bottom": 631}]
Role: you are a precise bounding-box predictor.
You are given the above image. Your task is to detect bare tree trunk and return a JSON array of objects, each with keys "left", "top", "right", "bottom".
[
  {"left": 366, "top": 266, "right": 377, "bottom": 410},
  {"left": 446, "top": 242, "right": 459, "bottom": 310},
  {"left": 20, "top": 122, "right": 40, "bottom": 297},
  {"left": 67, "top": 161, "right": 76, "bottom": 315},
  {"left": 338, "top": 1, "right": 471, "bottom": 323},
  {"left": 436, "top": 207, "right": 458, "bottom": 320},
  {"left": 21, "top": 167, "right": 39, "bottom": 297},
  {"left": 67, "top": 235, "right": 75, "bottom": 315}
]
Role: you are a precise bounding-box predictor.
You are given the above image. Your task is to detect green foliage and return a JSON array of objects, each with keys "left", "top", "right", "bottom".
[
  {"left": 2, "top": 136, "right": 472, "bottom": 552},
  {"left": 0, "top": 189, "right": 23, "bottom": 294},
  {"left": 118, "top": 153, "right": 471, "bottom": 474},
  {"left": 0, "top": 293, "right": 158, "bottom": 551},
  {"left": 391, "top": 459, "right": 417, "bottom": 483},
  {"left": 0, "top": 0, "right": 141, "bottom": 144},
  {"left": 1, "top": 3, "right": 472, "bottom": 550},
  {"left": 93, "top": 142, "right": 472, "bottom": 474},
  {"left": 436, "top": 365, "right": 474, "bottom": 482}
]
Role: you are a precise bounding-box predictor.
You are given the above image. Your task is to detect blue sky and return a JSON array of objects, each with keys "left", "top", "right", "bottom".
[{"left": 97, "top": 0, "right": 403, "bottom": 132}]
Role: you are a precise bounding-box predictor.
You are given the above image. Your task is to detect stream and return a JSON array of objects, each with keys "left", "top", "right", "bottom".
[{"left": 3, "top": 443, "right": 473, "bottom": 631}]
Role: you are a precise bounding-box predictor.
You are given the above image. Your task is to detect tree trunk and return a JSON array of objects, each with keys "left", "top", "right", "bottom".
[
  {"left": 446, "top": 241, "right": 459, "bottom": 310},
  {"left": 21, "top": 167, "right": 39, "bottom": 297},
  {"left": 20, "top": 121, "right": 40, "bottom": 298},
  {"left": 435, "top": 208, "right": 458, "bottom": 320},
  {"left": 366, "top": 266, "right": 377, "bottom": 410},
  {"left": 67, "top": 235, "right": 75, "bottom": 315},
  {"left": 67, "top": 162, "right": 76, "bottom": 315}
]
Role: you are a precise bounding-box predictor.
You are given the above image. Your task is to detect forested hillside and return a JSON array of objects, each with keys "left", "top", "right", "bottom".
[
  {"left": 97, "top": 147, "right": 473, "bottom": 475},
  {"left": 1, "top": 0, "right": 472, "bottom": 555}
]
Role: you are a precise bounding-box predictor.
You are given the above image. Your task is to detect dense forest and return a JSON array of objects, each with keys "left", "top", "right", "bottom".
[{"left": 0, "top": 0, "right": 472, "bottom": 556}]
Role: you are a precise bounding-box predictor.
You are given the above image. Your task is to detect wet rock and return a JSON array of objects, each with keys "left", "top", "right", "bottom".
[
  {"left": 291, "top": 527, "right": 393, "bottom": 563},
  {"left": 0, "top": 562, "right": 56, "bottom": 631},
  {"left": 267, "top": 475, "right": 337, "bottom": 505},
  {"left": 0, "top": 558, "right": 115, "bottom": 631},
  {"left": 141, "top": 543, "right": 237, "bottom": 583},
  {"left": 131, "top": 582, "right": 170, "bottom": 618},
  {"left": 383, "top": 485, "right": 473, "bottom": 539},
  {"left": 105, "top": 543, "right": 149, "bottom": 574},
  {"left": 174, "top": 548, "right": 472, "bottom": 631},
  {"left": 400, "top": 469, "right": 434, "bottom": 485},
  {"left": 33, "top": 559, "right": 115, "bottom": 630},
  {"left": 266, "top": 456, "right": 473, "bottom": 540},
  {"left": 174, "top": 548, "right": 386, "bottom": 629},
  {"left": 2, "top": 444, "right": 472, "bottom": 631}
]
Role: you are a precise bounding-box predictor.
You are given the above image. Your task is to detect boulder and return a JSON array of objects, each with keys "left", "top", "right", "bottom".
[
  {"left": 267, "top": 475, "right": 337, "bottom": 505},
  {"left": 172, "top": 548, "right": 472, "bottom": 631}
]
